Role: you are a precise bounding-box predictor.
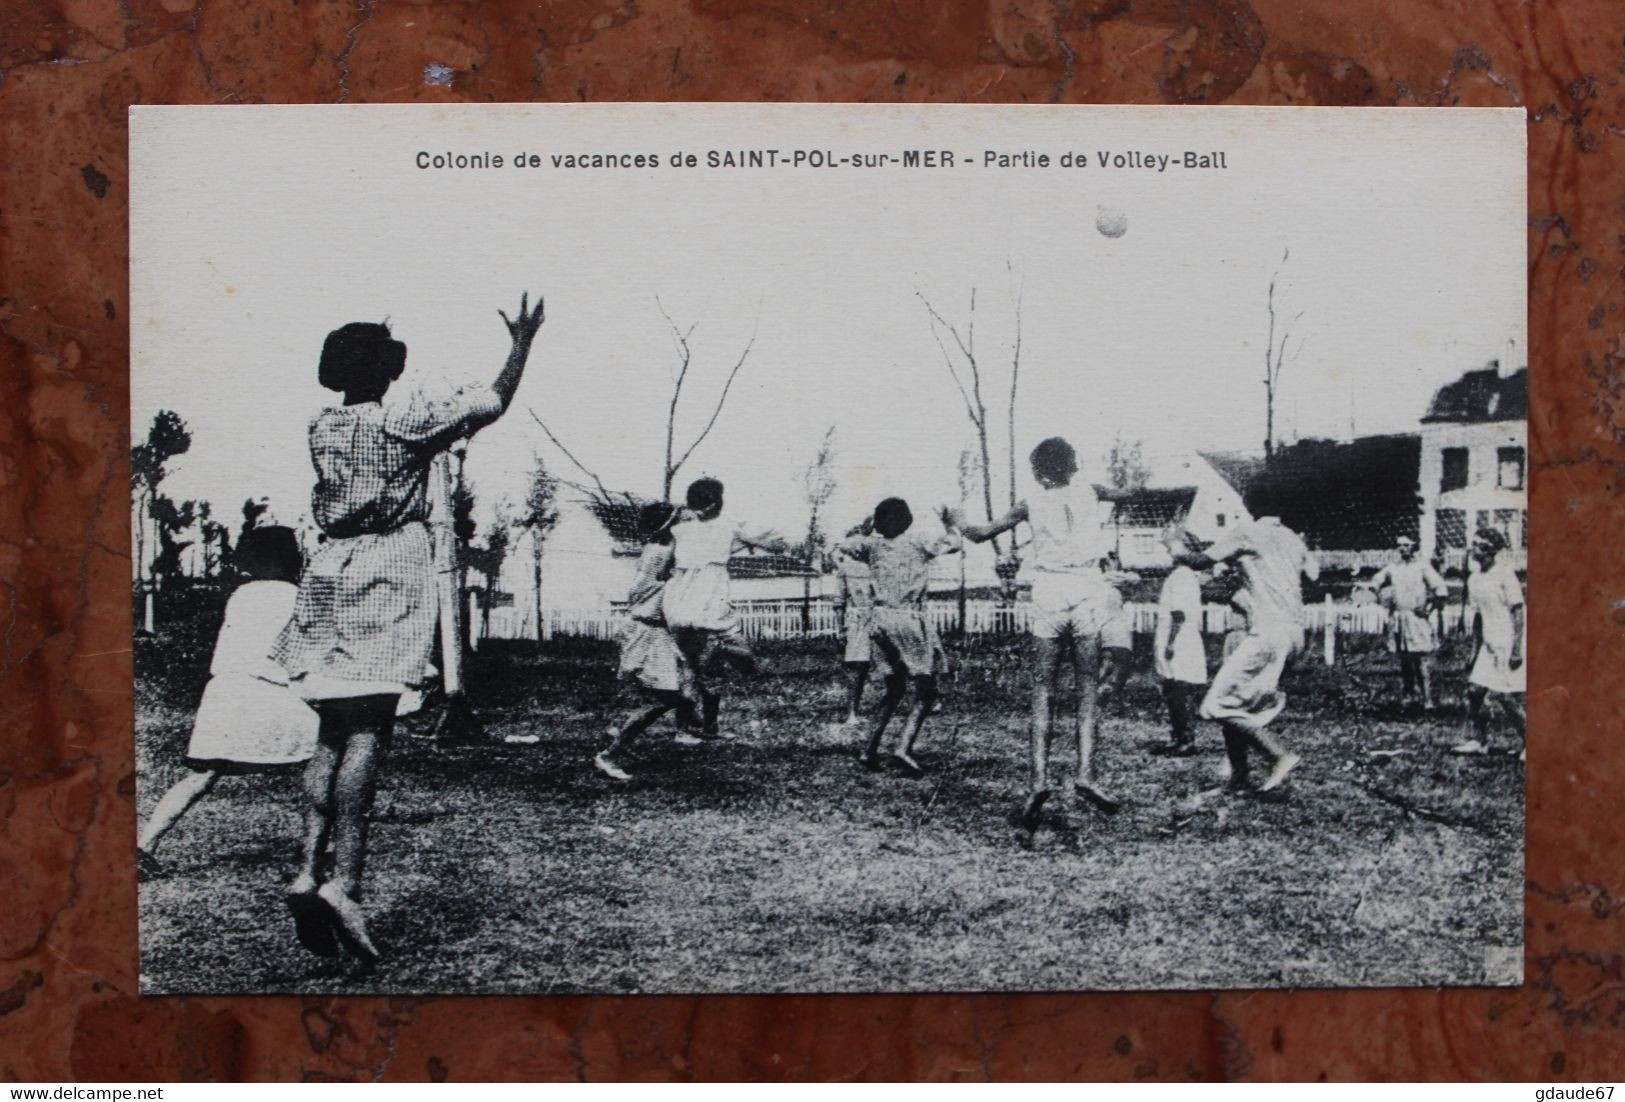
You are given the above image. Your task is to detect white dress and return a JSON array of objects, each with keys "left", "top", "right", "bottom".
[
  {"left": 661, "top": 511, "right": 783, "bottom": 634},
  {"left": 1154, "top": 565, "right": 1208, "bottom": 685},
  {"left": 1468, "top": 559, "right": 1526, "bottom": 694},
  {"left": 188, "top": 581, "right": 319, "bottom": 766}
]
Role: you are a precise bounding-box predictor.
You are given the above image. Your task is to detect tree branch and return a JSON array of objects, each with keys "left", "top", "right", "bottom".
[
  {"left": 672, "top": 310, "right": 760, "bottom": 480},
  {"left": 1007, "top": 263, "right": 1023, "bottom": 512},
  {"left": 917, "top": 291, "right": 982, "bottom": 428},
  {"left": 656, "top": 296, "right": 697, "bottom": 496},
  {"left": 526, "top": 407, "right": 614, "bottom": 505}
]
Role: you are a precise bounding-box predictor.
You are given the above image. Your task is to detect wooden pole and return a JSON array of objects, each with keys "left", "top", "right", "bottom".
[
  {"left": 431, "top": 444, "right": 483, "bottom": 742},
  {"left": 1323, "top": 592, "right": 1336, "bottom": 666}
]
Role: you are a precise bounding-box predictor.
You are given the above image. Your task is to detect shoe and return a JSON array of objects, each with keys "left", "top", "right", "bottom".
[
  {"left": 317, "top": 881, "right": 380, "bottom": 965},
  {"left": 1020, "top": 789, "right": 1051, "bottom": 832},
  {"left": 286, "top": 884, "right": 340, "bottom": 958},
  {"left": 1074, "top": 780, "right": 1122, "bottom": 815},
  {"left": 1451, "top": 739, "right": 1489, "bottom": 756},
  {"left": 1149, "top": 742, "right": 1197, "bottom": 757},
  {"left": 892, "top": 751, "right": 925, "bottom": 778},
  {"left": 593, "top": 753, "right": 632, "bottom": 782},
  {"left": 673, "top": 732, "right": 705, "bottom": 746},
  {"left": 1260, "top": 752, "right": 1301, "bottom": 792},
  {"left": 136, "top": 846, "right": 163, "bottom": 882}
]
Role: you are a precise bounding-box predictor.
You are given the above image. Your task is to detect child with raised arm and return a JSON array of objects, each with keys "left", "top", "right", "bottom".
[
  {"left": 1150, "top": 527, "right": 1210, "bottom": 757},
  {"left": 832, "top": 519, "right": 876, "bottom": 726},
  {"left": 1452, "top": 527, "right": 1526, "bottom": 758},
  {"left": 1183, "top": 501, "right": 1318, "bottom": 793},
  {"left": 838, "top": 497, "right": 960, "bottom": 776},
  {"left": 946, "top": 436, "right": 1121, "bottom": 831},
  {"left": 272, "top": 293, "right": 545, "bottom": 963},
  {"left": 137, "top": 526, "right": 316, "bottom": 876},
  {"left": 661, "top": 476, "right": 789, "bottom": 738},
  {"left": 595, "top": 502, "right": 692, "bottom": 781}
]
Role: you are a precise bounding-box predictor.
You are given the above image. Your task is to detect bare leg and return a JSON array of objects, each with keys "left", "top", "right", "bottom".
[
  {"left": 1157, "top": 680, "right": 1193, "bottom": 750},
  {"left": 1029, "top": 636, "right": 1063, "bottom": 797},
  {"left": 844, "top": 662, "right": 871, "bottom": 723},
  {"left": 599, "top": 692, "right": 678, "bottom": 778},
  {"left": 1467, "top": 685, "right": 1490, "bottom": 744},
  {"left": 294, "top": 727, "right": 342, "bottom": 890},
  {"left": 288, "top": 719, "right": 344, "bottom": 957},
  {"left": 1418, "top": 656, "right": 1436, "bottom": 710},
  {"left": 138, "top": 768, "right": 218, "bottom": 855},
  {"left": 893, "top": 675, "right": 937, "bottom": 775},
  {"left": 1072, "top": 633, "right": 1118, "bottom": 812},
  {"left": 330, "top": 727, "right": 387, "bottom": 899},
  {"left": 866, "top": 671, "right": 906, "bottom": 767},
  {"left": 1099, "top": 649, "right": 1131, "bottom": 711},
  {"left": 1498, "top": 693, "right": 1527, "bottom": 750},
  {"left": 1017, "top": 636, "right": 1065, "bottom": 831},
  {"left": 1220, "top": 720, "right": 1251, "bottom": 788}
]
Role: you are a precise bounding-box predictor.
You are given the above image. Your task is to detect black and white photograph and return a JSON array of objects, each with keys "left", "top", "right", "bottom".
[{"left": 130, "top": 103, "right": 1527, "bottom": 994}]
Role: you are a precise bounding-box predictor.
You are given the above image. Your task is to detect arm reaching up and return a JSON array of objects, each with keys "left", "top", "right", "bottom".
[{"left": 492, "top": 291, "right": 546, "bottom": 411}]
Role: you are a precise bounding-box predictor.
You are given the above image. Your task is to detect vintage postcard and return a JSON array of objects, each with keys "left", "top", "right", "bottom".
[{"left": 130, "top": 104, "right": 1526, "bottom": 994}]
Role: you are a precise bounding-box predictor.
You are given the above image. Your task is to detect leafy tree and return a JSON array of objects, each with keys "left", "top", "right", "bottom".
[
  {"left": 519, "top": 454, "right": 559, "bottom": 637},
  {"left": 1105, "top": 434, "right": 1151, "bottom": 492},
  {"left": 130, "top": 410, "right": 191, "bottom": 583},
  {"left": 800, "top": 426, "right": 838, "bottom": 563}
]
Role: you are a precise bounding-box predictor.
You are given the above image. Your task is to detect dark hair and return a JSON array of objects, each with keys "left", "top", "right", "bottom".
[
  {"left": 319, "top": 322, "right": 407, "bottom": 394},
  {"left": 1029, "top": 436, "right": 1078, "bottom": 482},
  {"left": 873, "top": 497, "right": 913, "bottom": 539},
  {"left": 235, "top": 525, "right": 302, "bottom": 584},
  {"left": 1474, "top": 526, "right": 1508, "bottom": 553},
  {"left": 638, "top": 502, "right": 676, "bottom": 545},
  {"left": 686, "top": 477, "right": 724, "bottom": 513}
]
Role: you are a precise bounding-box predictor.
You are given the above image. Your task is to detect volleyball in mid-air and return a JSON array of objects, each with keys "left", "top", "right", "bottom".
[{"left": 1095, "top": 206, "right": 1128, "bottom": 238}]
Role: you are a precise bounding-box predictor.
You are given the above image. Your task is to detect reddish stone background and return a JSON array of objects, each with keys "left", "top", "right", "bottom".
[{"left": 2, "top": 0, "right": 1622, "bottom": 1082}]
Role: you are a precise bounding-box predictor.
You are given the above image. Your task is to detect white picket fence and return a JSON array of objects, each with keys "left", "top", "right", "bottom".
[{"left": 485, "top": 595, "right": 1471, "bottom": 665}]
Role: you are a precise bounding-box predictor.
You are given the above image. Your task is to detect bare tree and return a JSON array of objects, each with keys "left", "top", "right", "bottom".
[
  {"left": 919, "top": 274, "right": 1025, "bottom": 562},
  {"left": 657, "top": 297, "right": 759, "bottom": 499},
  {"left": 1006, "top": 262, "right": 1024, "bottom": 517},
  {"left": 954, "top": 445, "right": 980, "bottom": 634},
  {"left": 524, "top": 298, "right": 759, "bottom": 507},
  {"left": 1264, "top": 247, "right": 1308, "bottom": 459}
]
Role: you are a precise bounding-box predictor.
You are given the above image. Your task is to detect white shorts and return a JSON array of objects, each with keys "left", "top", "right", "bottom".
[{"left": 1030, "top": 572, "right": 1121, "bottom": 641}]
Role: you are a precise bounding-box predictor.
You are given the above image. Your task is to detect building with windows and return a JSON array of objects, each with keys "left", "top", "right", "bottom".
[{"left": 1417, "top": 362, "right": 1527, "bottom": 571}]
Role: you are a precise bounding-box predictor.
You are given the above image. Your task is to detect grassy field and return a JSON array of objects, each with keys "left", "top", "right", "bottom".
[{"left": 136, "top": 619, "right": 1523, "bottom": 995}]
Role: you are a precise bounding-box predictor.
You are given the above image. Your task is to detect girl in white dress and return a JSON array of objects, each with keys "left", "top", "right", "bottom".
[
  {"left": 596, "top": 503, "right": 694, "bottom": 781},
  {"left": 137, "top": 526, "right": 316, "bottom": 876},
  {"left": 1151, "top": 527, "right": 1210, "bottom": 756},
  {"left": 1453, "top": 527, "right": 1526, "bottom": 757},
  {"left": 661, "top": 477, "right": 789, "bottom": 737}
]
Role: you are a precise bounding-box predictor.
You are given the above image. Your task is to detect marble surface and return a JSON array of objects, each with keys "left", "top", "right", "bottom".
[{"left": 2, "top": 0, "right": 1622, "bottom": 1081}]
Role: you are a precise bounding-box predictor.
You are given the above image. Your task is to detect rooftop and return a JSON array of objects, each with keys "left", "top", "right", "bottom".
[
  {"left": 1102, "top": 486, "right": 1198, "bottom": 528},
  {"left": 1421, "top": 362, "right": 1527, "bottom": 424}
]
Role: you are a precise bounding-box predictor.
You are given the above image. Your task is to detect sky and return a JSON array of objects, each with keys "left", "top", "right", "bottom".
[{"left": 131, "top": 104, "right": 1525, "bottom": 552}]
